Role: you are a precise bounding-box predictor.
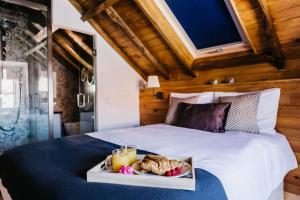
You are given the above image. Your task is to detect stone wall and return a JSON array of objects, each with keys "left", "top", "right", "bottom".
[{"left": 53, "top": 58, "right": 80, "bottom": 123}]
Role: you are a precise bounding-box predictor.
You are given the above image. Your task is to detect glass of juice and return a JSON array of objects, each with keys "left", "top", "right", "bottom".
[
  {"left": 112, "top": 149, "right": 129, "bottom": 172},
  {"left": 121, "top": 145, "right": 137, "bottom": 165}
]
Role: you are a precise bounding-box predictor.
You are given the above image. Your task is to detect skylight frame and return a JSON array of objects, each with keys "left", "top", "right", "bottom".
[{"left": 154, "top": 0, "right": 251, "bottom": 58}]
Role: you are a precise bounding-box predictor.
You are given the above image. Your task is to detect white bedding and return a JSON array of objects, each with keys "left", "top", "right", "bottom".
[{"left": 88, "top": 124, "right": 297, "bottom": 200}]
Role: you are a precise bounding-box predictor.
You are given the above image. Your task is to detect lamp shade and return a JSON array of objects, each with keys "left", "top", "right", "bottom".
[{"left": 147, "top": 76, "right": 160, "bottom": 88}]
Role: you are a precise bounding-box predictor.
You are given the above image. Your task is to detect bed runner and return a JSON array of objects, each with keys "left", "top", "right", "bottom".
[{"left": 0, "top": 135, "right": 227, "bottom": 200}]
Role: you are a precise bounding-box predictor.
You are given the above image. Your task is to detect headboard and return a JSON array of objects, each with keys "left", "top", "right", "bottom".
[{"left": 140, "top": 78, "right": 300, "bottom": 194}]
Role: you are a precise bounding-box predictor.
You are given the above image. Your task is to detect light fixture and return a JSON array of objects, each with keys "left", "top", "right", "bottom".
[{"left": 147, "top": 75, "right": 163, "bottom": 100}]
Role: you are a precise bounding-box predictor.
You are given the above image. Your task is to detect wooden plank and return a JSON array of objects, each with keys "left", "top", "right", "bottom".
[
  {"left": 256, "top": 0, "right": 286, "bottom": 69},
  {"left": 278, "top": 106, "right": 300, "bottom": 118},
  {"left": 192, "top": 54, "right": 274, "bottom": 70},
  {"left": 285, "top": 183, "right": 300, "bottom": 196},
  {"left": 277, "top": 117, "right": 300, "bottom": 130},
  {"left": 59, "top": 30, "right": 93, "bottom": 64},
  {"left": 113, "top": 1, "right": 190, "bottom": 76},
  {"left": 278, "top": 128, "right": 300, "bottom": 141},
  {"left": 64, "top": 29, "right": 93, "bottom": 56},
  {"left": 81, "top": 0, "right": 120, "bottom": 21},
  {"left": 53, "top": 41, "right": 81, "bottom": 71},
  {"left": 105, "top": 7, "right": 170, "bottom": 79},
  {"left": 288, "top": 140, "right": 300, "bottom": 153},
  {"left": 286, "top": 174, "right": 300, "bottom": 187},
  {"left": 229, "top": 0, "right": 258, "bottom": 54},
  {"left": 135, "top": 0, "right": 194, "bottom": 71},
  {"left": 53, "top": 31, "right": 93, "bottom": 71}
]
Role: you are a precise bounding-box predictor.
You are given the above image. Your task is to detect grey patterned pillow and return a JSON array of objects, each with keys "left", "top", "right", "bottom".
[
  {"left": 165, "top": 96, "right": 199, "bottom": 125},
  {"left": 219, "top": 93, "right": 261, "bottom": 133}
]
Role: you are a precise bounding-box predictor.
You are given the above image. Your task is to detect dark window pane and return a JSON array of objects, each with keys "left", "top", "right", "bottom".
[{"left": 165, "top": 0, "right": 242, "bottom": 49}]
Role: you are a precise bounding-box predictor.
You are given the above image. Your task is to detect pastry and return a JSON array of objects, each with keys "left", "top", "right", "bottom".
[{"left": 140, "top": 154, "right": 184, "bottom": 175}]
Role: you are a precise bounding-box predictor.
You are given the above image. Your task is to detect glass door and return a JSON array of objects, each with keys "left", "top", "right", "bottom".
[
  {"left": 52, "top": 28, "right": 95, "bottom": 137},
  {"left": 0, "top": 0, "right": 50, "bottom": 152}
]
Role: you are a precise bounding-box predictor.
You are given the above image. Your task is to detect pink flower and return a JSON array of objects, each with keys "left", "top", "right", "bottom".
[{"left": 119, "top": 166, "right": 134, "bottom": 175}]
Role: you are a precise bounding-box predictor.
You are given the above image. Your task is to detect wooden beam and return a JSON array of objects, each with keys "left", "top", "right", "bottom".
[
  {"left": 228, "top": 0, "right": 258, "bottom": 54},
  {"left": 64, "top": 29, "right": 93, "bottom": 56},
  {"left": 105, "top": 7, "right": 170, "bottom": 80},
  {"left": 256, "top": 0, "right": 285, "bottom": 69},
  {"left": 59, "top": 30, "right": 93, "bottom": 65},
  {"left": 53, "top": 31, "right": 93, "bottom": 71},
  {"left": 69, "top": 0, "right": 147, "bottom": 80},
  {"left": 81, "top": 0, "right": 120, "bottom": 21},
  {"left": 53, "top": 41, "right": 80, "bottom": 71},
  {"left": 135, "top": 0, "right": 196, "bottom": 78},
  {"left": 192, "top": 54, "right": 274, "bottom": 70},
  {"left": 192, "top": 50, "right": 252, "bottom": 67}
]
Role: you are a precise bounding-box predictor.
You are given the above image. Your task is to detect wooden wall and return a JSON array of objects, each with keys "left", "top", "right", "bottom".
[
  {"left": 168, "top": 57, "right": 300, "bottom": 84},
  {"left": 140, "top": 78, "right": 300, "bottom": 194}
]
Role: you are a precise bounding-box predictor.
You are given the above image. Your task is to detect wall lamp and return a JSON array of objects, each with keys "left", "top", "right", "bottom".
[{"left": 147, "top": 76, "right": 163, "bottom": 100}]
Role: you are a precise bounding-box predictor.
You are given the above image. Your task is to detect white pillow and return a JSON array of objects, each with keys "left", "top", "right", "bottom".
[
  {"left": 215, "top": 88, "right": 281, "bottom": 134},
  {"left": 170, "top": 92, "right": 215, "bottom": 104}
]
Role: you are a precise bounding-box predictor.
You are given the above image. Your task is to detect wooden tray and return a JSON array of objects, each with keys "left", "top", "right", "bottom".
[{"left": 87, "top": 154, "right": 196, "bottom": 191}]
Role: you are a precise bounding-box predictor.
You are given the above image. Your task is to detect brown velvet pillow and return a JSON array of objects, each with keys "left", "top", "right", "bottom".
[
  {"left": 165, "top": 96, "right": 199, "bottom": 125},
  {"left": 175, "top": 102, "right": 231, "bottom": 133}
]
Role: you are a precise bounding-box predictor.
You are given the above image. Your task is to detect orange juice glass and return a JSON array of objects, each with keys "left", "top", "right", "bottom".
[
  {"left": 112, "top": 149, "right": 129, "bottom": 172},
  {"left": 121, "top": 145, "right": 137, "bottom": 165}
]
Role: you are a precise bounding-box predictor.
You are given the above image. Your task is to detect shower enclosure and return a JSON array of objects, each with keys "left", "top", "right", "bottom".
[{"left": 0, "top": 0, "right": 51, "bottom": 152}]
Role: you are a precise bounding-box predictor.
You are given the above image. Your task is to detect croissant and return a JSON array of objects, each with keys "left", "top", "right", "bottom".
[{"left": 140, "top": 154, "right": 184, "bottom": 175}]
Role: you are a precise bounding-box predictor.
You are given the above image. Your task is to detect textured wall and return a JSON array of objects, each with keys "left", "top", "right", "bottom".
[{"left": 53, "top": 58, "right": 79, "bottom": 123}]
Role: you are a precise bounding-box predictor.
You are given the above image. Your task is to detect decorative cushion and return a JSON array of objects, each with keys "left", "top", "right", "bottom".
[
  {"left": 175, "top": 102, "right": 231, "bottom": 133},
  {"left": 219, "top": 93, "right": 261, "bottom": 133},
  {"left": 215, "top": 88, "right": 280, "bottom": 134},
  {"left": 165, "top": 96, "right": 199, "bottom": 125}
]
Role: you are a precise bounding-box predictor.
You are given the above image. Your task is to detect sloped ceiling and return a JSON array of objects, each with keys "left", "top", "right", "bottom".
[{"left": 69, "top": 0, "right": 300, "bottom": 81}]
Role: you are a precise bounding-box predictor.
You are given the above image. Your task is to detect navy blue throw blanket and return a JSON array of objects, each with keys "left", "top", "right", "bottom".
[{"left": 0, "top": 135, "right": 227, "bottom": 200}]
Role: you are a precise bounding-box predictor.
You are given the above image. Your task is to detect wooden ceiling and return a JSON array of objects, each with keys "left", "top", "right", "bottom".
[
  {"left": 69, "top": 0, "right": 300, "bottom": 81},
  {"left": 52, "top": 29, "right": 93, "bottom": 72}
]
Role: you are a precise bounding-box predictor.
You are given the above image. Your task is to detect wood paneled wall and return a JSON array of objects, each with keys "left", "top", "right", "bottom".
[
  {"left": 169, "top": 57, "right": 300, "bottom": 84},
  {"left": 140, "top": 78, "right": 300, "bottom": 194}
]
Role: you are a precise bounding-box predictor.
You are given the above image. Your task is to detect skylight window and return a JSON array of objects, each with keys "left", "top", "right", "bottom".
[{"left": 155, "top": 0, "right": 248, "bottom": 56}]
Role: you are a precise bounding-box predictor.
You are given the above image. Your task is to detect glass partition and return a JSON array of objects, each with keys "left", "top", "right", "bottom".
[{"left": 0, "top": 0, "right": 50, "bottom": 152}]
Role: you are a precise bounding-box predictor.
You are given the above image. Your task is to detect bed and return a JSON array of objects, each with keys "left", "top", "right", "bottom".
[{"left": 0, "top": 124, "right": 297, "bottom": 200}]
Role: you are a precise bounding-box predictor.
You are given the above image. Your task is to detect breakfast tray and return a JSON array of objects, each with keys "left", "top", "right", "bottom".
[{"left": 87, "top": 154, "right": 195, "bottom": 191}]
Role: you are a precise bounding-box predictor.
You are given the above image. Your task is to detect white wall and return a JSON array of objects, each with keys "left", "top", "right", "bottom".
[{"left": 52, "top": 0, "right": 142, "bottom": 131}]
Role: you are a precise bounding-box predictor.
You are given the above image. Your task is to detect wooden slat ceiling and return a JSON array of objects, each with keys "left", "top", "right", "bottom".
[
  {"left": 68, "top": 0, "right": 300, "bottom": 81},
  {"left": 52, "top": 29, "right": 93, "bottom": 72}
]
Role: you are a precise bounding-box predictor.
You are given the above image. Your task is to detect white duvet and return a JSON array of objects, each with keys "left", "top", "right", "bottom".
[{"left": 88, "top": 124, "right": 297, "bottom": 200}]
